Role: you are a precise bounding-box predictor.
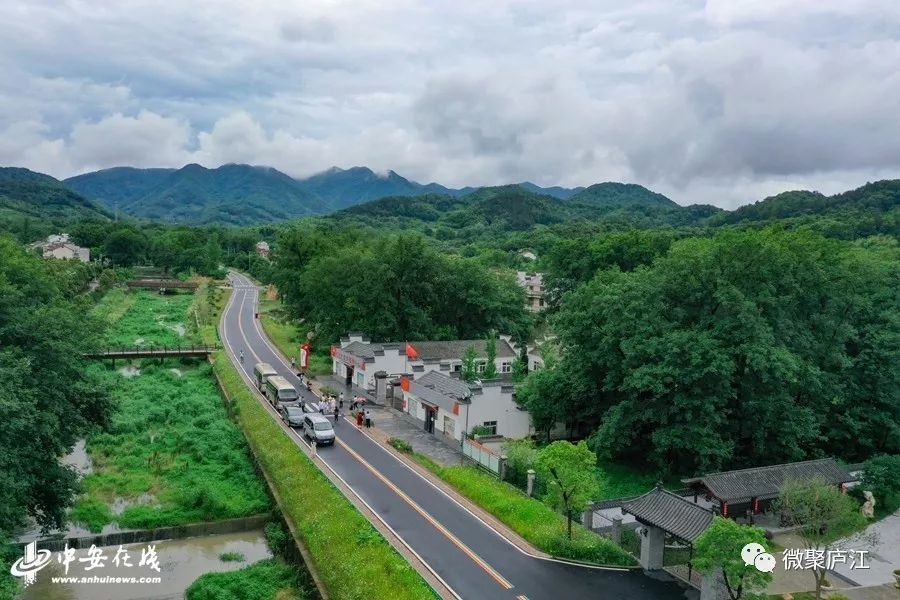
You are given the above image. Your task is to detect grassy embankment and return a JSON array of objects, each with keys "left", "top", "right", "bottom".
[
  {"left": 70, "top": 288, "right": 269, "bottom": 531},
  {"left": 186, "top": 559, "right": 304, "bottom": 600},
  {"left": 394, "top": 449, "right": 635, "bottom": 566},
  {"left": 199, "top": 283, "right": 438, "bottom": 600},
  {"left": 257, "top": 295, "right": 331, "bottom": 375}
]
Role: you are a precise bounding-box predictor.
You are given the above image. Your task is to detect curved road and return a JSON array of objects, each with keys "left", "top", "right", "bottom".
[{"left": 221, "top": 272, "right": 690, "bottom": 600}]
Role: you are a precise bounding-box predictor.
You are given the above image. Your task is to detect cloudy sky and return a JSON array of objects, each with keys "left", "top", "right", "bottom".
[{"left": 2, "top": 0, "right": 900, "bottom": 207}]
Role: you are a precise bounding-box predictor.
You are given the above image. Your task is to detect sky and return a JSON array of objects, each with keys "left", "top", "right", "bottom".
[{"left": 2, "top": 0, "right": 900, "bottom": 208}]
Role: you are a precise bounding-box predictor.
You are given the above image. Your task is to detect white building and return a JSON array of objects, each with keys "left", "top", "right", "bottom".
[
  {"left": 36, "top": 234, "right": 90, "bottom": 263},
  {"left": 331, "top": 334, "right": 518, "bottom": 391},
  {"left": 400, "top": 371, "right": 530, "bottom": 441},
  {"left": 516, "top": 271, "right": 545, "bottom": 312},
  {"left": 255, "top": 241, "right": 270, "bottom": 258}
]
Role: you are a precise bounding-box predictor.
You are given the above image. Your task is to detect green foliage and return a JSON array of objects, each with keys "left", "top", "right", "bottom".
[
  {"left": 388, "top": 438, "right": 413, "bottom": 453},
  {"left": 568, "top": 182, "right": 677, "bottom": 208},
  {"left": 186, "top": 558, "right": 308, "bottom": 600},
  {"left": 535, "top": 441, "right": 599, "bottom": 539},
  {"left": 460, "top": 345, "right": 478, "bottom": 383},
  {"left": 212, "top": 351, "right": 438, "bottom": 600},
  {"left": 98, "top": 289, "right": 195, "bottom": 347},
  {"left": 469, "top": 425, "right": 492, "bottom": 436},
  {"left": 426, "top": 463, "right": 633, "bottom": 565},
  {"left": 0, "top": 236, "right": 113, "bottom": 536},
  {"left": 482, "top": 335, "right": 498, "bottom": 379},
  {"left": 218, "top": 552, "right": 245, "bottom": 562},
  {"left": 550, "top": 228, "right": 899, "bottom": 474},
  {"left": 861, "top": 454, "right": 900, "bottom": 514},
  {"left": 264, "top": 521, "right": 290, "bottom": 557},
  {"left": 692, "top": 517, "right": 772, "bottom": 600}
]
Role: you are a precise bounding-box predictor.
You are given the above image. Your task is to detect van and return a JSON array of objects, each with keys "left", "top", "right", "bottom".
[
  {"left": 264, "top": 375, "right": 299, "bottom": 406},
  {"left": 302, "top": 414, "right": 335, "bottom": 446},
  {"left": 253, "top": 362, "right": 278, "bottom": 390}
]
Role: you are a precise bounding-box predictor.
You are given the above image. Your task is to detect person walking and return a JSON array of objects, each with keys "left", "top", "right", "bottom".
[
  {"left": 239, "top": 349, "right": 244, "bottom": 364},
  {"left": 339, "top": 391, "right": 344, "bottom": 407},
  {"left": 364, "top": 409, "right": 372, "bottom": 429},
  {"left": 333, "top": 405, "right": 340, "bottom": 424}
]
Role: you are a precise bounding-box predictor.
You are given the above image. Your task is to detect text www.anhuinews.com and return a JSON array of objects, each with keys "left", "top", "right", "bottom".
[{"left": 50, "top": 575, "right": 161, "bottom": 584}]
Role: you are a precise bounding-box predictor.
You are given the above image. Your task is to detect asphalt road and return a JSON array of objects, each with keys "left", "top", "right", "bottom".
[{"left": 221, "top": 272, "right": 692, "bottom": 600}]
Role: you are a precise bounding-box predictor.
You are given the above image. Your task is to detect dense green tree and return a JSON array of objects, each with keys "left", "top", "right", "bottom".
[
  {"left": 103, "top": 228, "right": 147, "bottom": 266},
  {"left": 692, "top": 517, "right": 773, "bottom": 600},
  {"left": 460, "top": 346, "right": 478, "bottom": 384},
  {"left": 534, "top": 441, "right": 599, "bottom": 539},
  {"left": 548, "top": 228, "right": 898, "bottom": 474},
  {"left": 482, "top": 335, "right": 498, "bottom": 379}
]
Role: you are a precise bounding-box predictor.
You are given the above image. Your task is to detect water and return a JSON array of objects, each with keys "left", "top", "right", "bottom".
[{"left": 17, "top": 530, "right": 272, "bottom": 600}]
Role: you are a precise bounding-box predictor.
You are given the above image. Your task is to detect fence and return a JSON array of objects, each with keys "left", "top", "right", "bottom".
[{"left": 462, "top": 436, "right": 503, "bottom": 476}]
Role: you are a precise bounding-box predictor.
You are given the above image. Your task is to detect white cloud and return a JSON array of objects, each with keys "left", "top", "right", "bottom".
[{"left": 0, "top": 0, "right": 898, "bottom": 207}]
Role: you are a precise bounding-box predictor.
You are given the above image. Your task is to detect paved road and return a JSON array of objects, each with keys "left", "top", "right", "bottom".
[{"left": 222, "top": 272, "right": 692, "bottom": 600}]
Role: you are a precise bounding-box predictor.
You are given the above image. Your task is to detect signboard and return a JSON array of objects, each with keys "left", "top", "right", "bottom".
[{"left": 330, "top": 345, "right": 367, "bottom": 371}]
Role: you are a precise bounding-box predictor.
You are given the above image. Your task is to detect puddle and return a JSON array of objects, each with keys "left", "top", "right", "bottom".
[
  {"left": 169, "top": 368, "right": 183, "bottom": 377},
  {"left": 118, "top": 366, "right": 140, "bottom": 378},
  {"left": 61, "top": 440, "right": 93, "bottom": 477},
  {"left": 111, "top": 494, "right": 158, "bottom": 516},
  {"left": 18, "top": 530, "right": 272, "bottom": 600}
]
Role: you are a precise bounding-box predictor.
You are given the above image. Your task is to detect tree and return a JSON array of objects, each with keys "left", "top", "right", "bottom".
[
  {"left": 860, "top": 454, "right": 900, "bottom": 513},
  {"left": 534, "top": 441, "right": 599, "bottom": 539},
  {"left": 461, "top": 346, "right": 478, "bottom": 384},
  {"left": 103, "top": 228, "right": 147, "bottom": 266},
  {"left": 482, "top": 334, "right": 498, "bottom": 379},
  {"left": 692, "top": 517, "right": 773, "bottom": 600},
  {"left": 778, "top": 477, "right": 870, "bottom": 600}
]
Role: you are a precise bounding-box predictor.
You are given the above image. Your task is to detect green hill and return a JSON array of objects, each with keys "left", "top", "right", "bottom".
[
  {"left": 568, "top": 182, "right": 677, "bottom": 207},
  {"left": 0, "top": 168, "right": 110, "bottom": 238},
  {"left": 66, "top": 163, "right": 329, "bottom": 225}
]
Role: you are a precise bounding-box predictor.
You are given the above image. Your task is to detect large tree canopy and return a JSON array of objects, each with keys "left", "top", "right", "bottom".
[
  {"left": 0, "top": 237, "right": 113, "bottom": 534},
  {"left": 274, "top": 230, "right": 531, "bottom": 343},
  {"left": 535, "top": 228, "right": 899, "bottom": 474}
]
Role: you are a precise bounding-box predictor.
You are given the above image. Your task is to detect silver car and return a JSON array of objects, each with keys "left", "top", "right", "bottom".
[
  {"left": 302, "top": 414, "right": 335, "bottom": 446},
  {"left": 279, "top": 404, "right": 305, "bottom": 428}
]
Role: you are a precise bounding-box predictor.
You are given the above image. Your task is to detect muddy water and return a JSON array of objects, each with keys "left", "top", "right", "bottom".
[{"left": 18, "top": 530, "right": 271, "bottom": 600}]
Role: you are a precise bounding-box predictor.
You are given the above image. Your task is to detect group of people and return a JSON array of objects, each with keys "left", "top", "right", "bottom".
[{"left": 317, "top": 392, "right": 342, "bottom": 423}]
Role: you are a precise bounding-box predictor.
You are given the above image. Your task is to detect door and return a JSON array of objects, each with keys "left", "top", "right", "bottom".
[
  {"left": 424, "top": 406, "right": 436, "bottom": 433},
  {"left": 345, "top": 366, "right": 353, "bottom": 386}
]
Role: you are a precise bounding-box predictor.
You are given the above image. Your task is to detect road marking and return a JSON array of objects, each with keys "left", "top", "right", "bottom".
[{"left": 336, "top": 437, "right": 514, "bottom": 590}]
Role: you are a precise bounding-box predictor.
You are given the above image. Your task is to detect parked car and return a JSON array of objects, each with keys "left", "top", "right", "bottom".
[
  {"left": 302, "top": 414, "right": 335, "bottom": 446},
  {"left": 279, "top": 404, "right": 305, "bottom": 427}
]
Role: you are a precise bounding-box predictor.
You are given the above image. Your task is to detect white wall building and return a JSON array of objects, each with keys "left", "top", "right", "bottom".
[
  {"left": 516, "top": 271, "right": 545, "bottom": 312},
  {"left": 331, "top": 334, "right": 518, "bottom": 391},
  {"left": 36, "top": 234, "right": 90, "bottom": 263},
  {"left": 400, "top": 371, "right": 530, "bottom": 441}
]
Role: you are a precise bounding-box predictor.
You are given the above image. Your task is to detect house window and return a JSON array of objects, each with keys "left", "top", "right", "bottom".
[
  {"left": 476, "top": 362, "right": 486, "bottom": 373},
  {"left": 501, "top": 362, "right": 511, "bottom": 373},
  {"left": 452, "top": 363, "right": 461, "bottom": 372},
  {"left": 482, "top": 421, "right": 497, "bottom": 435}
]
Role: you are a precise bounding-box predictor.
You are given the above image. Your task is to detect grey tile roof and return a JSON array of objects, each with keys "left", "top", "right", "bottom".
[
  {"left": 408, "top": 339, "right": 516, "bottom": 361},
  {"left": 342, "top": 340, "right": 382, "bottom": 360},
  {"left": 682, "top": 458, "right": 855, "bottom": 503},
  {"left": 621, "top": 487, "right": 714, "bottom": 542},
  {"left": 408, "top": 371, "right": 471, "bottom": 412}
]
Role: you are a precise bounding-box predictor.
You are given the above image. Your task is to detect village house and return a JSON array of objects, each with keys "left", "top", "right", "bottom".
[
  {"left": 399, "top": 370, "right": 530, "bottom": 440},
  {"left": 516, "top": 271, "right": 545, "bottom": 312},
  {"left": 34, "top": 233, "right": 90, "bottom": 263},
  {"left": 255, "top": 241, "right": 270, "bottom": 258}
]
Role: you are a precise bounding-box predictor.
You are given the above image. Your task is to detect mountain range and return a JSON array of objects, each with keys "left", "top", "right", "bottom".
[
  {"left": 64, "top": 163, "right": 671, "bottom": 225},
  {"left": 0, "top": 167, "right": 110, "bottom": 232}
]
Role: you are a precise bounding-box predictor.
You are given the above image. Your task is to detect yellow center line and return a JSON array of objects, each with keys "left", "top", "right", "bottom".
[{"left": 336, "top": 437, "right": 514, "bottom": 590}]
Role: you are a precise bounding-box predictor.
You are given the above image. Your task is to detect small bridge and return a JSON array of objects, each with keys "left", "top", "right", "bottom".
[
  {"left": 126, "top": 279, "right": 198, "bottom": 290},
  {"left": 84, "top": 345, "right": 218, "bottom": 360}
]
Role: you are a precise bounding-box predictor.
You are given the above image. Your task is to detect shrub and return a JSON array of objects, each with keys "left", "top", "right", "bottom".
[
  {"left": 388, "top": 438, "right": 413, "bottom": 453},
  {"left": 218, "top": 551, "right": 245, "bottom": 562},
  {"left": 186, "top": 558, "right": 306, "bottom": 600},
  {"left": 861, "top": 454, "right": 900, "bottom": 513},
  {"left": 265, "top": 521, "right": 290, "bottom": 557}
]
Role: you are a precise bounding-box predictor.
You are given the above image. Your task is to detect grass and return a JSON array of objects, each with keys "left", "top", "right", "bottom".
[
  {"left": 257, "top": 296, "right": 331, "bottom": 376},
  {"left": 218, "top": 551, "right": 246, "bottom": 562},
  {"left": 409, "top": 455, "right": 636, "bottom": 566},
  {"left": 186, "top": 558, "right": 308, "bottom": 600},
  {"left": 212, "top": 350, "right": 438, "bottom": 600},
  {"left": 71, "top": 289, "right": 269, "bottom": 532},
  {"left": 95, "top": 288, "right": 197, "bottom": 347}
]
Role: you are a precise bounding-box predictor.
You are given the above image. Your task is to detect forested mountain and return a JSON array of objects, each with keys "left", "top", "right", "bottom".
[
  {"left": 68, "top": 163, "right": 328, "bottom": 225},
  {"left": 296, "top": 166, "right": 452, "bottom": 209},
  {"left": 570, "top": 182, "right": 677, "bottom": 207},
  {"left": 0, "top": 167, "right": 110, "bottom": 240}
]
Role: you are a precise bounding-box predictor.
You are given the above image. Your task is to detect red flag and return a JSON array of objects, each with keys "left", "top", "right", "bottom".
[{"left": 405, "top": 343, "right": 418, "bottom": 360}]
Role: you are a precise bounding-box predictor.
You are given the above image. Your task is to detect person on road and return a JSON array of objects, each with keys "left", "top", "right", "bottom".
[
  {"left": 239, "top": 349, "right": 244, "bottom": 364},
  {"left": 333, "top": 406, "right": 340, "bottom": 424},
  {"left": 339, "top": 392, "right": 344, "bottom": 408},
  {"left": 291, "top": 357, "right": 296, "bottom": 371},
  {"left": 306, "top": 380, "right": 312, "bottom": 392}
]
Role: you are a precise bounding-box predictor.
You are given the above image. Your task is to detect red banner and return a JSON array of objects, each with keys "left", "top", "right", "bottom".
[
  {"left": 405, "top": 343, "right": 418, "bottom": 360},
  {"left": 299, "top": 343, "right": 310, "bottom": 369}
]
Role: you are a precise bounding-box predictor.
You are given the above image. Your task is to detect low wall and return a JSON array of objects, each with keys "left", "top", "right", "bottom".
[{"left": 23, "top": 513, "right": 271, "bottom": 553}]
